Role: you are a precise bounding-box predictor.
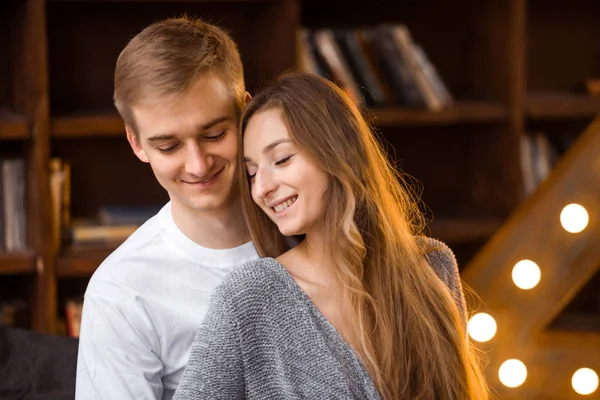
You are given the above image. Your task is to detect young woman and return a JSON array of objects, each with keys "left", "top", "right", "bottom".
[{"left": 174, "top": 73, "right": 489, "bottom": 399}]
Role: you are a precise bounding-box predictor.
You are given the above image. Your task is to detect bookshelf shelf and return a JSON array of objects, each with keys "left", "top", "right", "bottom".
[
  {"left": 56, "top": 245, "right": 117, "bottom": 277},
  {"left": 0, "top": 110, "right": 29, "bottom": 140},
  {"left": 0, "top": 251, "right": 37, "bottom": 275},
  {"left": 371, "top": 101, "right": 510, "bottom": 127},
  {"left": 526, "top": 92, "right": 600, "bottom": 120},
  {"left": 428, "top": 217, "right": 503, "bottom": 244},
  {"left": 51, "top": 113, "right": 124, "bottom": 138}
]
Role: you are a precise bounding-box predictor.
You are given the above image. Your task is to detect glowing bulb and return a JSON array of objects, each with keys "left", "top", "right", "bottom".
[
  {"left": 499, "top": 359, "right": 527, "bottom": 388},
  {"left": 512, "top": 260, "right": 541, "bottom": 290},
  {"left": 572, "top": 368, "right": 599, "bottom": 395},
  {"left": 467, "top": 313, "right": 497, "bottom": 342},
  {"left": 560, "top": 203, "right": 589, "bottom": 233}
]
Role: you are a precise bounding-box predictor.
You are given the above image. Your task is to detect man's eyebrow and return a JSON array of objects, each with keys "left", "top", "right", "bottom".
[
  {"left": 147, "top": 134, "right": 176, "bottom": 142},
  {"left": 243, "top": 139, "right": 291, "bottom": 162},
  {"left": 147, "top": 116, "right": 231, "bottom": 142},
  {"left": 199, "top": 116, "right": 229, "bottom": 131}
]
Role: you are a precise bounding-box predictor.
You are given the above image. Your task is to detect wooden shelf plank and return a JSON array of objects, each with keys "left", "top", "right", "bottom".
[
  {"left": 0, "top": 251, "right": 37, "bottom": 275},
  {"left": 0, "top": 109, "right": 29, "bottom": 139},
  {"left": 370, "top": 101, "right": 510, "bottom": 127},
  {"left": 428, "top": 217, "right": 503, "bottom": 244},
  {"left": 51, "top": 113, "right": 124, "bottom": 138},
  {"left": 55, "top": 217, "right": 501, "bottom": 277},
  {"left": 56, "top": 245, "right": 117, "bottom": 277},
  {"left": 47, "top": 0, "right": 283, "bottom": 2},
  {"left": 526, "top": 91, "right": 600, "bottom": 120}
]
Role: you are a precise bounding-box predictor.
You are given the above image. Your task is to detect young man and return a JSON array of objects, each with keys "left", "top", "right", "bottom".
[{"left": 75, "top": 17, "right": 258, "bottom": 400}]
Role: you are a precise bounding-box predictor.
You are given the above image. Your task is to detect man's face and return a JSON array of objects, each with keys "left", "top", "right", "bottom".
[{"left": 127, "top": 75, "right": 240, "bottom": 216}]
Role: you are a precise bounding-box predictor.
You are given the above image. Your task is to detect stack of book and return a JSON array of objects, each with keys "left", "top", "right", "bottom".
[
  {"left": 298, "top": 24, "right": 453, "bottom": 111},
  {"left": 0, "top": 157, "right": 27, "bottom": 251},
  {"left": 49, "top": 157, "right": 162, "bottom": 249}
]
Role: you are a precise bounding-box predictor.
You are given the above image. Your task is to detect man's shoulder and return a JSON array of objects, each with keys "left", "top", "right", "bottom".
[{"left": 84, "top": 209, "right": 171, "bottom": 294}]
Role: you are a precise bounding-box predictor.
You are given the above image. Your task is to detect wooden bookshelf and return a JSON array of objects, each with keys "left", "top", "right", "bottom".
[
  {"left": 0, "top": 110, "right": 29, "bottom": 139},
  {"left": 371, "top": 102, "right": 509, "bottom": 127},
  {"left": 56, "top": 246, "right": 116, "bottom": 277},
  {"left": 0, "top": 251, "right": 37, "bottom": 275},
  {"left": 428, "top": 217, "right": 503, "bottom": 245},
  {"left": 526, "top": 91, "right": 600, "bottom": 120},
  {"left": 51, "top": 113, "right": 124, "bottom": 138}
]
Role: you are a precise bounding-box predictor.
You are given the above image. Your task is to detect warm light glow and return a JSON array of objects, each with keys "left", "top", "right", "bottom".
[
  {"left": 499, "top": 359, "right": 527, "bottom": 388},
  {"left": 512, "top": 260, "right": 541, "bottom": 290},
  {"left": 572, "top": 368, "right": 599, "bottom": 395},
  {"left": 467, "top": 313, "right": 497, "bottom": 342},
  {"left": 560, "top": 203, "right": 589, "bottom": 233}
]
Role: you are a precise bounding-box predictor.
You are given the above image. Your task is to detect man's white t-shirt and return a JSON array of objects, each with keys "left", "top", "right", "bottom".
[{"left": 75, "top": 202, "right": 259, "bottom": 400}]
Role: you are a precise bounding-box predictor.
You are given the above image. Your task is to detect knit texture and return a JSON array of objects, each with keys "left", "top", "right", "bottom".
[{"left": 174, "top": 238, "right": 465, "bottom": 399}]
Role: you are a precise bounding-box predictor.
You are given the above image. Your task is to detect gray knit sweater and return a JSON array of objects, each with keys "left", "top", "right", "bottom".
[{"left": 173, "top": 239, "right": 465, "bottom": 399}]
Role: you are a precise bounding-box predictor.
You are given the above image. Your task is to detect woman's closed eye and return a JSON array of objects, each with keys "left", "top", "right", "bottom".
[
  {"left": 275, "top": 155, "right": 293, "bottom": 166},
  {"left": 246, "top": 155, "right": 293, "bottom": 182}
]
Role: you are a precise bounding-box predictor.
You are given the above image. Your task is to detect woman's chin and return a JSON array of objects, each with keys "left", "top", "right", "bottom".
[{"left": 277, "top": 226, "right": 302, "bottom": 237}]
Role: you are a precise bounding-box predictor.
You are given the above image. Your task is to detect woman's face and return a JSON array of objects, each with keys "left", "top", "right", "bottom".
[{"left": 243, "top": 109, "right": 329, "bottom": 237}]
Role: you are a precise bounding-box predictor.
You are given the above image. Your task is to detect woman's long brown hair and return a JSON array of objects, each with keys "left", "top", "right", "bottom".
[{"left": 238, "top": 72, "right": 489, "bottom": 399}]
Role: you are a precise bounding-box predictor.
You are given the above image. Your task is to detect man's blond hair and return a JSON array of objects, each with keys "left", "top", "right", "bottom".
[{"left": 114, "top": 16, "right": 245, "bottom": 134}]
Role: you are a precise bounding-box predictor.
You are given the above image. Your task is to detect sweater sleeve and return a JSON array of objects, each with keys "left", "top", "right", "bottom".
[
  {"left": 173, "top": 285, "right": 245, "bottom": 400},
  {"left": 423, "top": 239, "right": 468, "bottom": 328}
]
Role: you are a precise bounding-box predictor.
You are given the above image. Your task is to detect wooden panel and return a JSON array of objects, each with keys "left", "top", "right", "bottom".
[
  {"left": 51, "top": 137, "right": 168, "bottom": 218},
  {"left": 527, "top": 0, "right": 600, "bottom": 93},
  {"left": 0, "top": 109, "right": 29, "bottom": 139},
  {"left": 428, "top": 217, "right": 502, "bottom": 245},
  {"left": 16, "top": 0, "right": 56, "bottom": 333},
  {"left": 0, "top": 1, "right": 18, "bottom": 111},
  {"left": 46, "top": 1, "right": 298, "bottom": 114},
  {"left": 527, "top": 91, "right": 600, "bottom": 120},
  {"left": 371, "top": 101, "right": 509, "bottom": 127},
  {"left": 56, "top": 246, "right": 115, "bottom": 277},
  {"left": 0, "top": 251, "right": 37, "bottom": 275},
  {"left": 48, "top": 0, "right": 285, "bottom": 2},
  {"left": 52, "top": 113, "right": 124, "bottom": 137}
]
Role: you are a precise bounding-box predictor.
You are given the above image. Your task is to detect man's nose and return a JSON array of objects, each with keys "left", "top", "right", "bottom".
[{"left": 185, "top": 142, "right": 213, "bottom": 177}]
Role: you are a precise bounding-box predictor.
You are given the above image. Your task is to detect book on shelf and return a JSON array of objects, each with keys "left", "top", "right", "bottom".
[
  {"left": 297, "top": 24, "right": 453, "bottom": 111},
  {"left": 50, "top": 157, "right": 161, "bottom": 249},
  {"left": 65, "top": 298, "right": 83, "bottom": 338},
  {"left": 520, "top": 131, "right": 572, "bottom": 197},
  {"left": 1, "top": 157, "right": 27, "bottom": 252},
  {"left": 0, "top": 299, "right": 28, "bottom": 328},
  {"left": 50, "top": 157, "right": 71, "bottom": 251},
  {"left": 98, "top": 204, "right": 162, "bottom": 226},
  {"left": 70, "top": 218, "right": 139, "bottom": 245}
]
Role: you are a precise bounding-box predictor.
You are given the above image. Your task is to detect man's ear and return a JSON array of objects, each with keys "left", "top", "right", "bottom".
[
  {"left": 244, "top": 91, "right": 252, "bottom": 103},
  {"left": 126, "top": 125, "right": 149, "bottom": 163}
]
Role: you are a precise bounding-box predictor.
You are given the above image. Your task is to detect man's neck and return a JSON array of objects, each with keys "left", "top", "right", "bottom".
[{"left": 170, "top": 199, "right": 251, "bottom": 250}]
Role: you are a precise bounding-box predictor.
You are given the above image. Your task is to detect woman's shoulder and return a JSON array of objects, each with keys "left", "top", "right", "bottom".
[
  {"left": 418, "top": 237, "right": 459, "bottom": 285},
  {"left": 212, "top": 257, "right": 289, "bottom": 306},
  {"left": 417, "top": 236, "right": 467, "bottom": 324}
]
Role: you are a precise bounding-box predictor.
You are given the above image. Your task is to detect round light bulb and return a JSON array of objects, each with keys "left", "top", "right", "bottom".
[
  {"left": 499, "top": 359, "right": 527, "bottom": 388},
  {"left": 560, "top": 203, "right": 589, "bottom": 233},
  {"left": 467, "top": 313, "right": 497, "bottom": 342},
  {"left": 512, "top": 260, "right": 541, "bottom": 290},
  {"left": 572, "top": 368, "right": 599, "bottom": 395}
]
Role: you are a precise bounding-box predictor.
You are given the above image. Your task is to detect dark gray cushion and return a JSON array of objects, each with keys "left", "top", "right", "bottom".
[{"left": 0, "top": 326, "right": 78, "bottom": 400}]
